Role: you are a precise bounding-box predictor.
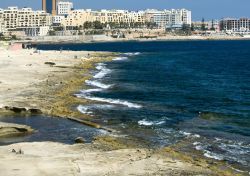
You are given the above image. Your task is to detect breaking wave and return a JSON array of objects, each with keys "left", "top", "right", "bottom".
[
  {"left": 85, "top": 80, "right": 112, "bottom": 89},
  {"left": 138, "top": 119, "right": 165, "bottom": 126},
  {"left": 83, "top": 95, "right": 142, "bottom": 109},
  {"left": 77, "top": 105, "right": 93, "bottom": 115},
  {"left": 124, "top": 52, "right": 141, "bottom": 56},
  {"left": 112, "top": 57, "right": 128, "bottom": 61},
  {"left": 93, "top": 63, "right": 112, "bottom": 79},
  {"left": 193, "top": 138, "right": 250, "bottom": 166}
]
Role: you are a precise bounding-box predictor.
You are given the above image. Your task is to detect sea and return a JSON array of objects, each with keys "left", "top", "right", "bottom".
[{"left": 1, "top": 40, "right": 250, "bottom": 171}]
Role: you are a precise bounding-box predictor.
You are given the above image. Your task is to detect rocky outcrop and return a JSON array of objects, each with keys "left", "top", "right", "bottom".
[
  {"left": 0, "top": 122, "right": 34, "bottom": 137},
  {"left": 0, "top": 142, "right": 215, "bottom": 176},
  {"left": 2, "top": 106, "right": 42, "bottom": 114}
]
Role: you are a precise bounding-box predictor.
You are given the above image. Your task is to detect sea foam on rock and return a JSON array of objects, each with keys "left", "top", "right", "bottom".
[
  {"left": 85, "top": 80, "right": 112, "bottom": 89},
  {"left": 93, "top": 63, "right": 112, "bottom": 79}
]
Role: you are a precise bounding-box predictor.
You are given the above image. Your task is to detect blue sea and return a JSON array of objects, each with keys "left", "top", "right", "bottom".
[{"left": 2, "top": 41, "right": 250, "bottom": 170}]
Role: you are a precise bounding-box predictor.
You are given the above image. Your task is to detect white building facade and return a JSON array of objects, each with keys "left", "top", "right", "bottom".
[
  {"left": 0, "top": 9, "right": 6, "bottom": 33},
  {"left": 57, "top": 1, "right": 73, "bottom": 15},
  {"left": 53, "top": 15, "right": 65, "bottom": 24},
  {"left": 144, "top": 9, "right": 191, "bottom": 29},
  {"left": 220, "top": 18, "right": 250, "bottom": 34}
]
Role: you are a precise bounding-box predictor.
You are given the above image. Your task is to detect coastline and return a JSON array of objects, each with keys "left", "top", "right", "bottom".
[
  {"left": 16, "top": 35, "right": 250, "bottom": 45},
  {"left": 0, "top": 49, "right": 116, "bottom": 129},
  {"left": 0, "top": 48, "right": 246, "bottom": 175}
]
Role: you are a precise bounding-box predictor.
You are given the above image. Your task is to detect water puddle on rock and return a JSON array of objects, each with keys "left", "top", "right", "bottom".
[{"left": 0, "top": 115, "right": 104, "bottom": 145}]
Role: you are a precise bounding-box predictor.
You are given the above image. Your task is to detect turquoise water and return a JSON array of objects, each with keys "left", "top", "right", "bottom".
[{"left": 29, "top": 41, "right": 250, "bottom": 169}]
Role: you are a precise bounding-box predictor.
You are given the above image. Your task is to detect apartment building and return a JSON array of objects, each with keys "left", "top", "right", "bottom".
[
  {"left": 1, "top": 7, "right": 52, "bottom": 36},
  {"left": 144, "top": 9, "right": 191, "bottom": 29},
  {"left": 90, "top": 10, "right": 145, "bottom": 24},
  {"left": 220, "top": 18, "right": 250, "bottom": 33},
  {"left": 53, "top": 15, "right": 65, "bottom": 25},
  {"left": 130, "top": 11, "right": 145, "bottom": 23},
  {"left": 92, "top": 10, "right": 127, "bottom": 23},
  {"left": 60, "top": 9, "right": 146, "bottom": 28},
  {"left": 0, "top": 9, "right": 6, "bottom": 33},
  {"left": 61, "top": 9, "right": 93, "bottom": 27},
  {"left": 51, "top": 0, "right": 191, "bottom": 30},
  {"left": 57, "top": 1, "right": 73, "bottom": 15},
  {"left": 17, "top": 8, "right": 52, "bottom": 28},
  {"left": 144, "top": 9, "right": 170, "bottom": 28},
  {"left": 2, "top": 7, "right": 18, "bottom": 30},
  {"left": 168, "top": 9, "right": 191, "bottom": 28}
]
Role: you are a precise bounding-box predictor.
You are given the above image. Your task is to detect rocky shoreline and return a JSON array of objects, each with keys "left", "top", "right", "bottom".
[
  {"left": 0, "top": 49, "right": 116, "bottom": 129},
  {"left": 0, "top": 48, "right": 246, "bottom": 176},
  {"left": 17, "top": 34, "right": 250, "bottom": 45}
]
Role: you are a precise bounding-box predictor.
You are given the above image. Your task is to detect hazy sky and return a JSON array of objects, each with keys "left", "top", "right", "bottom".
[{"left": 0, "top": 0, "right": 249, "bottom": 20}]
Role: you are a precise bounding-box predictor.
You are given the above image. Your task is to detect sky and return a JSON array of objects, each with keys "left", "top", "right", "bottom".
[{"left": 0, "top": 0, "right": 249, "bottom": 20}]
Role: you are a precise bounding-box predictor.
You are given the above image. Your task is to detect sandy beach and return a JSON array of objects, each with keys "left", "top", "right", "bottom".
[{"left": 0, "top": 48, "right": 245, "bottom": 176}]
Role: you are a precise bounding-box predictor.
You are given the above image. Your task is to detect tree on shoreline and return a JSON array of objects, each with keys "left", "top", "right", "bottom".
[
  {"left": 211, "top": 19, "right": 215, "bottom": 31},
  {"left": 191, "top": 23, "right": 195, "bottom": 31},
  {"left": 201, "top": 18, "right": 206, "bottom": 31}
]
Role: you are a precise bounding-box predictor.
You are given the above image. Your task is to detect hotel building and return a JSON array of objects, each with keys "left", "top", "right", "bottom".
[
  {"left": 220, "top": 18, "right": 250, "bottom": 33},
  {"left": 91, "top": 10, "right": 145, "bottom": 24},
  {"left": 0, "top": 9, "right": 6, "bottom": 33},
  {"left": 57, "top": 1, "right": 73, "bottom": 15},
  {"left": 60, "top": 9, "right": 146, "bottom": 28},
  {"left": 144, "top": 9, "right": 191, "bottom": 29},
  {"left": 0, "top": 7, "right": 52, "bottom": 36},
  {"left": 60, "top": 9, "right": 93, "bottom": 28},
  {"left": 59, "top": 8, "right": 190, "bottom": 29},
  {"left": 48, "top": 1, "right": 191, "bottom": 30}
]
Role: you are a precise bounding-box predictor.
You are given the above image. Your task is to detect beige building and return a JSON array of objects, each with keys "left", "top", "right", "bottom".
[
  {"left": 61, "top": 9, "right": 93, "bottom": 28},
  {"left": 1, "top": 7, "right": 52, "bottom": 36},
  {"left": 0, "top": 9, "right": 6, "bottom": 33},
  {"left": 60, "top": 9, "right": 146, "bottom": 28},
  {"left": 2, "top": 7, "right": 18, "bottom": 30},
  {"left": 91, "top": 10, "right": 145, "bottom": 23}
]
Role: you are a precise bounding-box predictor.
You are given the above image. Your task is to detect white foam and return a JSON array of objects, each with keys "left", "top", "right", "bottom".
[
  {"left": 138, "top": 119, "right": 165, "bottom": 126},
  {"left": 76, "top": 103, "right": 116, "bottom": 114},
  {"left": 98, "top": 129, "right": 128, "bottom": 138},
  {"left": 180, "top": 131, "right": 200, "bottom": 138},
  {"left": 77, "top": 105, "right": 93, "bottom": 115},
  {"left": 193, "top": 134, "right": 201, "bottom": 138},
  {"left": 229, "top": 166, "right": 246, "bottom": 173},
  {"left": 180, "top": 131, "right": 192, "bottom": 137},
  {"left": 193, "top": 142, "right": 204, "bottom": 151},
  {"left": 96, "top": 63, "right": 106, "bottom": 69},
  {"left": 195, "top": 145, "right": 203, "bottom": 150},
  {"left": 80, "top": 88, "right": 103, "bottom": 94},
  {"left": 193, "top": 142, "right": 201, "bottom": 146},
  {"left": 215, "top": 137, "right": 222, "bottom": 141},
  {"left": 83, "top": 95, "right": 142, "bottom": 109},
  {"left": 113, "top": 57, "right": 128, "bottom": 61},
  {"left": 94, "top": 63, "right": 112, "bottom": 79},
  {"left": 91, "top": 104, "right": 115, "bottom": 109},
  {"left": 85, "top": 80, "right": 112, "bottom": 89},
  {"left": 124, "top": 52, "right": 141, "bottom": 56},
  {"left": 204, "top": 151, "right": 224, "bottom": 160},
  {"left": 138, "top": 119, "right": 154, "bottom": 126}
]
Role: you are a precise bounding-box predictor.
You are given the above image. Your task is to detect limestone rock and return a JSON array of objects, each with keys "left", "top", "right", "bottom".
[{"left": 74, "top": 137, "right": 85, "bottom": 144}]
